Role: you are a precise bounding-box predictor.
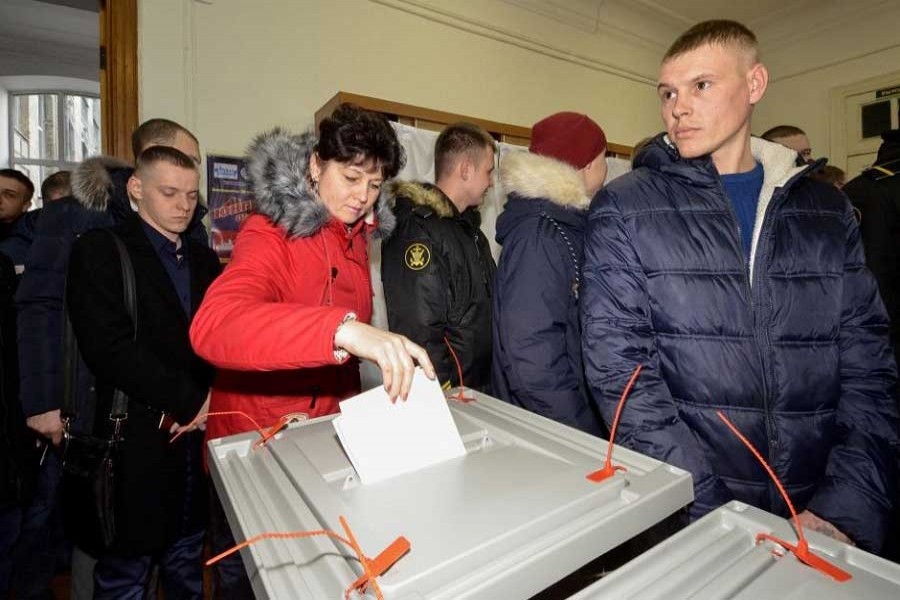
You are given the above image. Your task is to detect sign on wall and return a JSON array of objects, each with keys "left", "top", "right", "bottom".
[{"left": 206, "top": 154, "right": 255, "bottom": 260}]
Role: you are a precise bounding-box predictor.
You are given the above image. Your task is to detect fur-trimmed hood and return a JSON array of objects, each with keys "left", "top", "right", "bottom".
[
  {"left": 500, "top": 151, "right": 590, "bottom": 209},
  {"left": 384, "top": 180, "right": 456, "bottom": 218},
  {"left": 247, "top": 127, "right": 396, "bottom": 238},
  {"left": 72, "top": 155, "right": 132, "bottom": 211}
]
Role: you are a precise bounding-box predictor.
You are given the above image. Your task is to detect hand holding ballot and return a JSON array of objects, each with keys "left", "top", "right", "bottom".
[
  {"left": 334, "top": 320, "right": 435, "bottom": 402},
  {"left": 333, "top": 367, "right": 466, "bottom": 485}
]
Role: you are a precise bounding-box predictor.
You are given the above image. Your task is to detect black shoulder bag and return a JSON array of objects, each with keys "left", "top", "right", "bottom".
[{"left": 60, "top": 229, "right": 136, "bottom": 555}]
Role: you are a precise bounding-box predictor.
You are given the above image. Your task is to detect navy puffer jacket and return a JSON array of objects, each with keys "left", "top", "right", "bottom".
[
  {"left": 492, "top": 151, "right": 604, "bottom": 435},
  {"left": 582, "top": 134, "right": 899, "bottom": 551}
]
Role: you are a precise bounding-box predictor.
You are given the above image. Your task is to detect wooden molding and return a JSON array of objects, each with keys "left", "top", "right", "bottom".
[
  {"left": 316, "top": 91, "right": 633, "bottom": 158},
  {"left": 315, "top": 91, "right": 532, "bottom": 143},
  {"left": 100, "top": 0, "right": 139, "bottom": 162}
]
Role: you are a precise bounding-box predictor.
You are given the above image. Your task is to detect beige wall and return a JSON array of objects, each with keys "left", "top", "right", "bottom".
[
  {"left": 138, "top": 0, "right": 663, "bottom": 158},
  {"left": 753, "top": 3, "right": 900, "bottom": 167},
  {"left": 755, "top": 45, "right": 900, "bottom": 166}
]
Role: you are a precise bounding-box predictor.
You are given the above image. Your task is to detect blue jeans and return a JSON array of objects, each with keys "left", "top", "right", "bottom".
[{"left": 93, "top": 529, "right": 204, "bottom": 600}]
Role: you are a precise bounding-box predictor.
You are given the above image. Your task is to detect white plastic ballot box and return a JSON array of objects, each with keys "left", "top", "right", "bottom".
[
  {"left": 569, "top": 501, "right": 900, "bottom": 600},
  {"left": 207, "top": 388, "right": 693, "bottom": 599}
]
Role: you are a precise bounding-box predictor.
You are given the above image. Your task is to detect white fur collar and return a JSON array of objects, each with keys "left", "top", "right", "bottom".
[
  {"left": 747, "top": 137, "right": 808, "bottom": 283},
  {"left": 500, "top": 151, "right": 589, "bottom": 209}
]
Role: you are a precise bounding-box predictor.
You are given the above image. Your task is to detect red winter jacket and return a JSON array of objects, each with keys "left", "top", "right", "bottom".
[{"left": 190, "top": 128, "right": 396, "bottom": 441}]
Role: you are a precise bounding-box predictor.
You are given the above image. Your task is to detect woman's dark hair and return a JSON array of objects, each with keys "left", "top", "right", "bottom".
[{"left": 316, "top": 103, "right": 405, "bottom": 179}]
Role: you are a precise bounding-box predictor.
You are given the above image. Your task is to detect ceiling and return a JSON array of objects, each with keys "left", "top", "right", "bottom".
[
  {"left": 623, "top": 0, "right": 817, "bottom": 28},
  {"left": 34, "top": 0, "right": 97, "bottom": 12},
  {"left": 0, "top": 0, "right": 98, "bottom": 81},
  {"left": 0, "top": 0, "right": 98, "bottom": 49}
]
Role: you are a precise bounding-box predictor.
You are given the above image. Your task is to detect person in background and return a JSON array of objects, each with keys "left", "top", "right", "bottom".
[
  {"left": 0, "top": 170, "right": 73, "bottom": 272},
  {"left": 189, "top": 103, "right": 434, "bottom": 597},
  {"left": 14, "top": 118, "right": 207, "bottom": 600},
  {"left": 761, "top": 124, "right": 812, "bottom": 164},
  {"left": 41, "top": 171, "right": 72, "bottom": 203},
  {"left": 0, "top": 169, "right": 36, "bottom": 267},
  {"left": 842, "top": 128, "right": 900, "bottom": 561},
  {"left": 382, "top": 122, "right": 497, "bottom": 392},
  {"left": 66, "top": 146, "right": 220, "bottom": 598},
  {"left": 492, "top": 112, "right": 608, "bottom": 434},
  {"left": 630, "top": 136, "right": 654, "bottom": 168},
  {"left": 582, "top": 19, "right": 898, "bottom": 553},
  {"left": 811, "top": 164, "right": 846, "bottom": 189}
]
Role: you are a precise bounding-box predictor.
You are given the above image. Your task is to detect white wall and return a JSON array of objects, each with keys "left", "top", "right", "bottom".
[
  {"left": 753, "top": 1, "right": 900, "bottom": 166},
  {"left": 138, "top": 0, "right": 665, "bottom": 158}
]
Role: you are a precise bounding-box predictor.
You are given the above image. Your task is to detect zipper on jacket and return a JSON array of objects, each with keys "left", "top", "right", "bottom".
[
  {"left": 468, "top": 223, "right": 492, "bottom": 299},
  {"left": 715, "top": 177, "right": 776, "bottom": 468},
  {"left": 748, "top": 165, "right": 815, "bottom": 465}
]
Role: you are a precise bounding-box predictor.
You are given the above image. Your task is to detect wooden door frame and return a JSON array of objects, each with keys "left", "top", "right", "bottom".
[{"left": 100, "top": 0, "right": 139, "bottom": 162}]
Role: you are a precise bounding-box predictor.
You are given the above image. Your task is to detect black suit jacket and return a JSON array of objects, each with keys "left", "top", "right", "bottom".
[{"left": 65, "top": 213, "right": 221, "bottom": 556}]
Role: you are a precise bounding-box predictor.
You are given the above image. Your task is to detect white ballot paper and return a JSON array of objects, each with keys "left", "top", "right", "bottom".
[{"left": 332, "top": 368, "right": 466, "bottom": 485}]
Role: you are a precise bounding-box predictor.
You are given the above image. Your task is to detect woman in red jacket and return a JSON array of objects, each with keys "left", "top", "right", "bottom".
[{"left": 190, "top": 104, "right": 434, "bottom": 596}]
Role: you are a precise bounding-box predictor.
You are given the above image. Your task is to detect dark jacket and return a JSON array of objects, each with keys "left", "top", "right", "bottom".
[
  {"left": 843, "top": 136, "right": 900, "bottom": 369},
  {"left": 582, "top": 134, "right": 899, "bottom": 552},
  {"left": 0, "top": 210, "right": 40, "bottom": 267},
  {"left": 15, "top": 156, "right": 208, "bottom": 421},
  {"left": 382, "top": 182, "right": 496, "bottom": 391},
  {"left": 492, "top": 151, "right": 603, "bottom": 434},
  {"left": 0, "top": 252, "right": 33, "bottom": 509},
  {"left": 65, "top": 214, "right": 220, "bottom": 556}
]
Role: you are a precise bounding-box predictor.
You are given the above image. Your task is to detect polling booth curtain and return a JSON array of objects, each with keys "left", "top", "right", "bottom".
[{"left": 361, "top": 122, "right": 631, "bottom": 388}]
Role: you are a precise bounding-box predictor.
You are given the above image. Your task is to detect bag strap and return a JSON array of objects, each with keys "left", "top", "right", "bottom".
[
  {"left": 61, "top": 229, "right": 138, "bottom": 423},
  {"left": 106, "top": 230, "right": 137, "bottom": 420}
]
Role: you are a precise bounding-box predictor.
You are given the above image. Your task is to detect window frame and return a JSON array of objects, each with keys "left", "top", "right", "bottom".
[{"left": 8, "top": 89, "right": 101, "bottom": 203}]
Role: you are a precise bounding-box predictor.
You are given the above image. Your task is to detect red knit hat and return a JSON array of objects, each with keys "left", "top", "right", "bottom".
[{"left": 529, "top": 112, "right": 607, "bottom": 170}]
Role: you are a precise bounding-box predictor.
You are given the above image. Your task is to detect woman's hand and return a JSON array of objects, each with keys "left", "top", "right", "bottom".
[{"left": 334, "top": 321, "right": 435, "bottom": 401}]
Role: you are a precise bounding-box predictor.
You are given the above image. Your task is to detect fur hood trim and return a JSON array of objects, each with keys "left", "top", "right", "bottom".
[
  {"left": 500, "top": 151, "right": 589, "bottom": 209},
  {"left": 385, "top": 181, "right": 455, "bottom": 218},
  {"left": 247, "top": 127, "right": 395, "bottom": 239},
  {"left": 72, "top": 155, "right": 131, "bottom": 211}
]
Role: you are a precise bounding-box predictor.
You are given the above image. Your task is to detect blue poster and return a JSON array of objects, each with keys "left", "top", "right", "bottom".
[{"left": 206, "top": 155, "right": 255, "bottom": 259}]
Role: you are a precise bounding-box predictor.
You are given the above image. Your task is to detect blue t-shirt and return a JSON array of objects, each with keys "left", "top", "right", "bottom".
[{"left": 721, "top": 161, "right": 764, "bottom": 262}]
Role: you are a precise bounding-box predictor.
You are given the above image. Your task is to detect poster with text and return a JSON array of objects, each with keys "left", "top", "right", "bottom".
[{"left": 206, "top": 154, "right": 255, "bottom": 260}]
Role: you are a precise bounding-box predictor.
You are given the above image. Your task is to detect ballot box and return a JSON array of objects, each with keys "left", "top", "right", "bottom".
[
  {"left": 569, "top": 500, "right": 900, "bottom": 600},
  {"left": 207, "top": 388, "right": 693, "bottom": 599}
]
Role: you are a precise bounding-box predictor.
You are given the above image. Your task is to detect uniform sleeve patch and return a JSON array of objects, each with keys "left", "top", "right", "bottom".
[{"left": 404, "top": 242, "right": 431, "bottom": 271}]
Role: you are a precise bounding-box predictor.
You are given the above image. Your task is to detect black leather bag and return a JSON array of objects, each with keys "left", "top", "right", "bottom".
[{"left": 60, "top": 230, "right": 136, "bottom": 555}]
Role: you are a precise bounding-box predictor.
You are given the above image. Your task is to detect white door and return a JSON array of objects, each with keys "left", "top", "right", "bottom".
[{"left": 844, "top": 86, "right": 900, "bottom": 179}]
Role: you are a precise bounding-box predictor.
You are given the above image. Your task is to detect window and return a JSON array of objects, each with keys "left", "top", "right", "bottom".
[{"left": 9, "top": 92, "right": 101, "bottom": 208}]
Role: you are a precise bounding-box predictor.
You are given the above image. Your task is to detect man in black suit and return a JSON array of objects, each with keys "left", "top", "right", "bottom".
[{"left": 65, "top": 146, "right": 221, "bottom": 599}]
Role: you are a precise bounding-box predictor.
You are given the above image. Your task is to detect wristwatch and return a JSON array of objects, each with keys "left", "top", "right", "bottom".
[{"left": 333, "top": 312, "right": 358, "bottom": 363}]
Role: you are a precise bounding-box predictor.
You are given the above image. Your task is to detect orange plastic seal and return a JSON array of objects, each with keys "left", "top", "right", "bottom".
[
  {"left": 586, "top": 364, "right": 642, "bottom": 483},
  {"left": 717, "top": 411, "right": 852, "bottom": 583}
]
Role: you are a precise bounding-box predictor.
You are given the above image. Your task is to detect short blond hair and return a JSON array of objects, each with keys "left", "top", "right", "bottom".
[{"left": 663, "top": 19, "right": 759, "bottom": 64}]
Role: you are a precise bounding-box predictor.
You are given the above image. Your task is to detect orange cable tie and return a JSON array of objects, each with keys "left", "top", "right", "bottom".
[
  {"left": 205, "top": 516, "right": 409, "bottom": 600},
  {"left": 443, "top": 335, "right": 475, "bottom": 403},
  {"left": 169, "top": 410, "right": 271, "bottom": 444},
  {"left": 716, "top": 410, "right": 851, "bottom": 583},
  {"left": 587, "top": 364, "right": 642, "bottom": 483}
]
